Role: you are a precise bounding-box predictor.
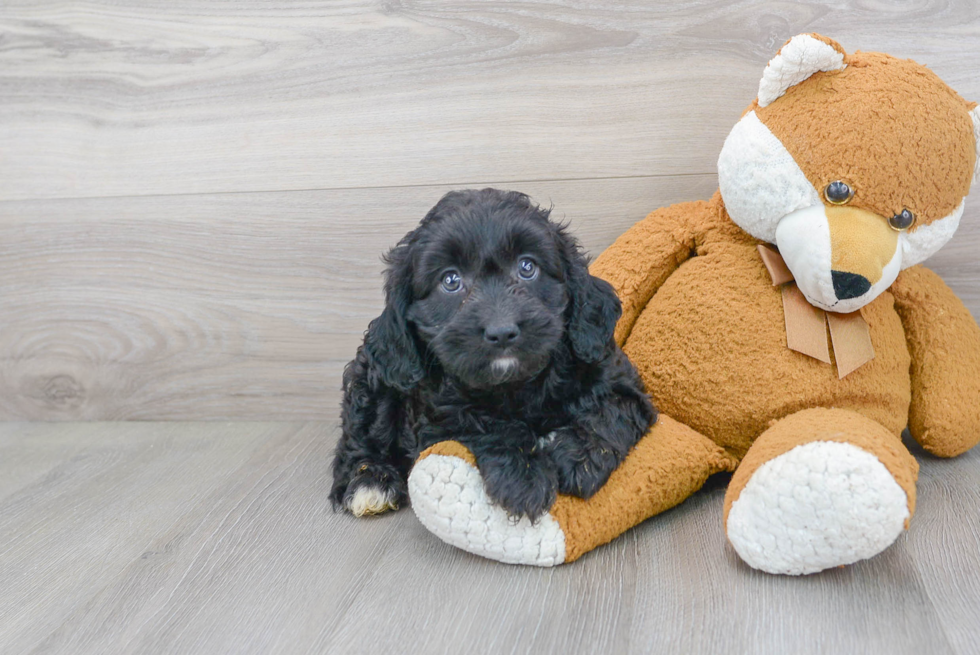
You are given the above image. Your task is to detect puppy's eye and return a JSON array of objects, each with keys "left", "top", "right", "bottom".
[
  {"left": 518, "top": 258, "right": 537, "bottom": 280},
  {"left": 441, "top": 271, "right": 462, "bottom": 293},
  {"left": 888, "top": 209, "right": 916, "bottom": 231},
  {"left": 824, "top": 180, "right": 854, "bottom": 205}
]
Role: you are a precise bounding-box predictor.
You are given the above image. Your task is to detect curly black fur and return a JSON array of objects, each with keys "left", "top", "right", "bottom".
[{"left": 330, "top": 188, "right": 656, "bottom": 520}]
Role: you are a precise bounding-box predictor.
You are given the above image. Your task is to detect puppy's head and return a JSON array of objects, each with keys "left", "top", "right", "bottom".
[{"left": 365, "top": 188, "right": 620, "bottom": 391}]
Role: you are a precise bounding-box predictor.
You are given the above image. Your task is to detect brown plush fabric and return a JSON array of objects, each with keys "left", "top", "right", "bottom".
[
  {"left": 592, "top": 192, "right": 913, "bottom": 458},
  {"left": 755, "top": 50, "right": 976, "bottom": 226},
  {"left": 590, "top": 199, "right": 702, "bottom": 346},
  {"left": 551, "top": 414, "right": 738, "bottom": 563},
  {"left": 890, "top": 266, "right": 980, "bottom": 457},
  {"left": 722, "top": 408, "right": 919, "bottom": 529}
]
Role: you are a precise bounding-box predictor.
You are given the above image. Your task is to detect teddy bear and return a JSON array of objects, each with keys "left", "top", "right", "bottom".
[{"left": 405, "top": 34, "right": 980, "bottom": 575}]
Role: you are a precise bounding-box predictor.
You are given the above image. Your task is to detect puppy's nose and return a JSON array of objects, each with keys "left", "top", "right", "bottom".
[
  {"left": 831, "top": 270, "right": 872, "bottom": 300},
  {"left": 484, "top": 322, "right": 520, "bottom": 346}
]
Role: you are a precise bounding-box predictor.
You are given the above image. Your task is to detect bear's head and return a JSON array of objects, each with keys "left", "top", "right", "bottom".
[{"left": 718, "top": 33, "right": 979, "bottom": 313}]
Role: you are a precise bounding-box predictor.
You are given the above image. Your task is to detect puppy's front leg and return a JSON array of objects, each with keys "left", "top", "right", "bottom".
[
  {"left": 548, "top": 392, "right": 656, "bottom": 499},
  {"left": 465, "top": 434, "right": 558, "bottom": 522},
  {"left": 331, "top": 357, "right": 413, "bottom": 517},
  {"left": 331, "top": 394, "right": 412, "bottom": 516}
]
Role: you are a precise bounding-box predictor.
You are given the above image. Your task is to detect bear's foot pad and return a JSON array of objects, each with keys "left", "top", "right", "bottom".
[
  {"left": 408, "top": 453, "right": 566, "bottom": 566},
  {"left": 727, "top": 441, "right": 909, "bottom": 575}
]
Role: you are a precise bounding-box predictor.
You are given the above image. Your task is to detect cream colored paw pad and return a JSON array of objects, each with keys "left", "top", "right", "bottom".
[
  {"left": 727, "top": 441, "right": 909, "bottom": 575},
  {"left": 408, "top": 454, "right": 566, "bottom": 566}
]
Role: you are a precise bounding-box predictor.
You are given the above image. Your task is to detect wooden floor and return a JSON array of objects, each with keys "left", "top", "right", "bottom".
[
  {"left": 3, "top": 1, "right": 980, "bottom": 653},
  {"left": 0, "top": 421, "right": 978, "bottom": 654}
]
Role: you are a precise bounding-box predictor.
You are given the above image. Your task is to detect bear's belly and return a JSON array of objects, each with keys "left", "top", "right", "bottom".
[{"left": 622, "top": 247, "right": 911, "bottom": 457}]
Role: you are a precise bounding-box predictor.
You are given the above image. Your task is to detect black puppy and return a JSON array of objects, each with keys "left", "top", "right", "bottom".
[{"left": 330, "top": 188, "right": 655, "bottom": 520}]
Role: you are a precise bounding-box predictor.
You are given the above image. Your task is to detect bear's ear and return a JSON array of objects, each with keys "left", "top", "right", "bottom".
[
  {"left": 971, "top": 104, "right": 980, "bottom": 186},
  {"left": 757, "top": 33, "right": 847, "bottom": 107}
]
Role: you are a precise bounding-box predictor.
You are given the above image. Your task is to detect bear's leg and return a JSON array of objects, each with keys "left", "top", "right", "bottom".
[
  {"left": 408, "top": 414, "right": 737, "bottom": 566},
  {"left": 724, "top": 407, "right": 919, "bottom": 575}
]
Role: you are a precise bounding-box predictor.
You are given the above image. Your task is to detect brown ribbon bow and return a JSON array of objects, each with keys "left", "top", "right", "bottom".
[{"left": 758, "top": 245, "right": 874, "bottom": 379}]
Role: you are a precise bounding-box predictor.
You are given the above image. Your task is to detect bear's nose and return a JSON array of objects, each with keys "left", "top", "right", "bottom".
[
  {"left": 831, "top": 270, "right": 871, "bottom": 300},
  {"left": 484, "top": 323, "right": 520, "bottom": 346}
]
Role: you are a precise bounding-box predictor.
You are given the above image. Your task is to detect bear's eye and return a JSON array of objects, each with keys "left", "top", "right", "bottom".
[
  {"left": 517, "top": 258, "right": 537, "bottom": 280},
  {"left": 441, "top": 270, "right": 462, "bottom": 293},
  {"left": 824, "top": 181, "right": 854, "bottom": 205},
  {"left": 888, "top": 209, "right": 916, "bottom": 231}
]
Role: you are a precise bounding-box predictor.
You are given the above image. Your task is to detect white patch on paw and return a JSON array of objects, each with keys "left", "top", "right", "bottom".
[
  {"left": 408, "top": 454, "right": 566, "bottom": 566},
  {"left": 347, "top": 485, "right": 397, "bottom": 517},
  {"left": 727, "top": 441, "right": 909, "bottom": 575}
]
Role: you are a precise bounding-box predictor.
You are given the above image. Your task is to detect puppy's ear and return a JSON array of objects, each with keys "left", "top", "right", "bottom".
[
  {"left": 362, "top": 239, "right": 424, "bottom": 393},
  {"left": 558, "top": 226, "right": 622, "bottom": 363}
]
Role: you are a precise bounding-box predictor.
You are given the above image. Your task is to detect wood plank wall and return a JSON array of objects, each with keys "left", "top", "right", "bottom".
[{"left": 1, "top": 1, "right": 978, "bottom": 420}]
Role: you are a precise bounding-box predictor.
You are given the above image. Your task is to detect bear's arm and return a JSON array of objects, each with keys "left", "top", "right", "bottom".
[
  {"left": 589, "top": 200, "right": 708, "bottom": 346},
  {"left": 890, "top": 265, "right": 980, "bottom": 457}
]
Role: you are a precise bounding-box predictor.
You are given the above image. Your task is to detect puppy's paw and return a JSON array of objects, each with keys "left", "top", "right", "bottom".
[
  {"left": 331, "top": 463, "right": 407, "bottom": 517},
  {"left": 481, "top": 454, "right": 558, "bottom": 522},
  {"left": 550, "top": 435, "right": 621, "bottom": 499},
  {"left": 347, "top": 484, "right": 399, "bottom": 517}
]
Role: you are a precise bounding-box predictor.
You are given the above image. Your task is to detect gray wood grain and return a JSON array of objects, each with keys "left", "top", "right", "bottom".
[
  {"left": 1, "top": 421, "right": 977, "bottom": 654},
  {"left": 1, "top": 1, "right": 978, "bottom": 200},
  {"left": 0, "top": 174, "right": 720, "bottom": 421}
]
